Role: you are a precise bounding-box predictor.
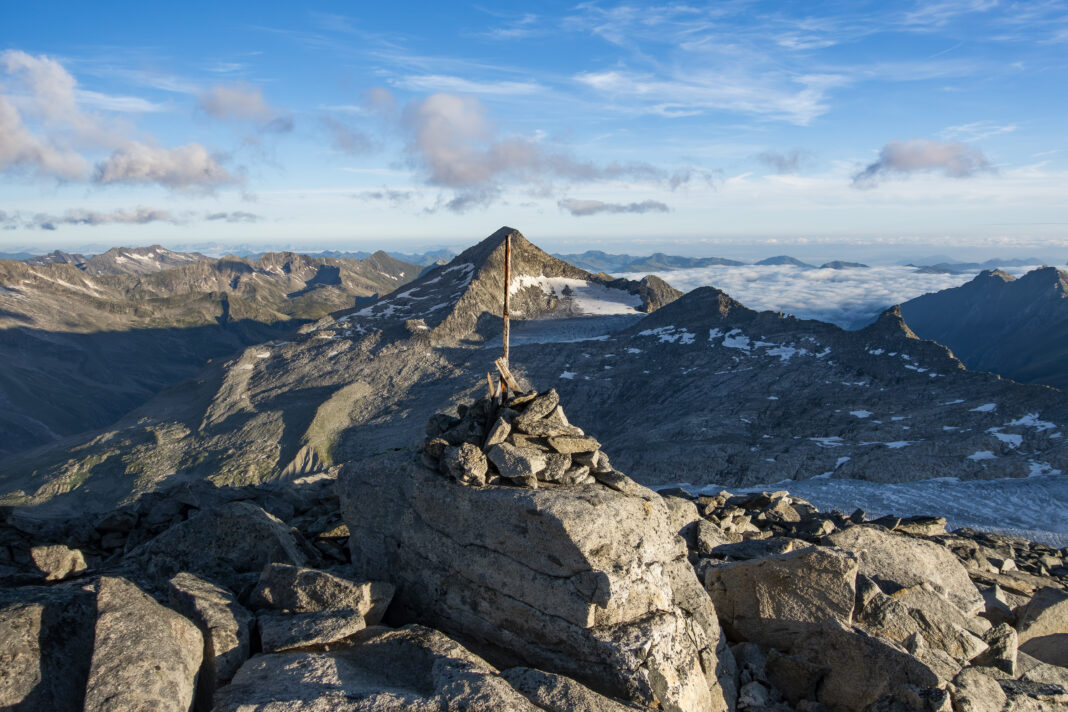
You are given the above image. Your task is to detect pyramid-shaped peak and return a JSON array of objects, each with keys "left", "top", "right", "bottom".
[
  {"left": 329, "top": 226, "right": 681, "bottom": 344},
  {"left": 861, "top": 305, "right": 918, "bottom": 341}
]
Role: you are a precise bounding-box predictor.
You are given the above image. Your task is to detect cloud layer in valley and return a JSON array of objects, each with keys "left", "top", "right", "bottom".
[{"left": 620, "top": 263, "right": 1050, "bottom": 329}]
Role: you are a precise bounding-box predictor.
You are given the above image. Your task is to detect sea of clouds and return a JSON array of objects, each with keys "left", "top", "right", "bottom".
[{"left": 620, "top": 264, "right": 1049, "bottom": 329}]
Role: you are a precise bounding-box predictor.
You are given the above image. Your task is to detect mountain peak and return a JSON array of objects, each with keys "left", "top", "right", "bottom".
[
  {"left": 329, "top": 227, "right": 680, "bottom": 344},
  {"left": 861, "top": 305, "right": 918, "bottom": 341}
]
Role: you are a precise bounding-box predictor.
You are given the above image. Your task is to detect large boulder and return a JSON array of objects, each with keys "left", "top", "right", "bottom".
[
  {"left": 213, "top": 624, "right": 542, "bottom": 711},
  {"left": 84, "top": 576, "right": 203, "bottom": 712},
  {"left": 130, "top": 501, "right": 307, "bottom": 590},
  {"left": 168, "top": 572, "right": 253, "bottom": 687},
  {"left": 0, "top": 584, "right": 96, "bottom": 712},
  {"left": 249, "top": 563, "right": 392, "bottom": 619},
  {"left": 827, "top": 525, "right": 984, "bottom": 615},
  {"left": 1014, "top": 586, "right": 1068, "bottom": 667},
  {"left": 29, "top": 544, "right": 87, "bottom": 581},
  {"left": 338, "top": 451, "right": 737, "bottom": 712},
  {"left": 703, "top": 546, "right": 857, "bottom": 648},
  {"left": 785, "top": 620, "right": 942, "bottom": 711}
]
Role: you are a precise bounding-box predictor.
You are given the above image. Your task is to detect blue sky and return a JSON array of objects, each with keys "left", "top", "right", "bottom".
[{"left": 1, "top": 0, "right": 1067, "bottom": 260}]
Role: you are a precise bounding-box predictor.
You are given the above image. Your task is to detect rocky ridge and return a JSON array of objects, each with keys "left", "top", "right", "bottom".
[
  {"left": 2, "top": 227, "right": 1067, "bottom": 513},
  {"left": 0, "top": 249, "right": 418, "bottom": 460},
  {"left": 901, "top": 267, "right": 1068, "bottom": 390},
  {"left": 1, "top": 381, "right": 1066, "bottom": 710}
]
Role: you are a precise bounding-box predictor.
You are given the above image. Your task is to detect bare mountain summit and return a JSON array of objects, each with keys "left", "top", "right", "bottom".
[{"left": 901, "top": 267, "right": 1068, "bottom": 389}]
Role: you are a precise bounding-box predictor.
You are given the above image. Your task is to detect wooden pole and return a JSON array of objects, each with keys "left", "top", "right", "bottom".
[{"left": 502, "top": 233, "right": 511, "bottom": 372}]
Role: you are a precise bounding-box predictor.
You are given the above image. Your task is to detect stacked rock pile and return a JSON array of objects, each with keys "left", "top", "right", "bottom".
[{"left": 422, "top": 387, "right": 614, "bottom": 488}]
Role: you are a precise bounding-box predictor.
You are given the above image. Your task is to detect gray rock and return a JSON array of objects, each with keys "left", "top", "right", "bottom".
[
  {"left": 1014, "top": 586, "right": 1068, "bottom": 667},
  {"left": 484, "top": 416, "right": 511, "bottom": 448},
  {"left": 854, "top": 582, "right": 988, "bottom": 663},
  {"left": 952, "top": 667, "right": 1007, "bottom": 712},
  {"left": 539, "top": 453, "right": 573, "bottom": 483},
  {"left": 214, "top": 624, "right": 542, "bottom": 711},
  {"left": 501, "top": 667, "right": 639, "bottom": 712},
  {"left": 548, "top": 434, "right": 602, "bottom": 454},
  {"left": 84, "top": 576, "right": 203, "bottom": 712},
  {"left": 661, "top": 495, "right": 701, "bottom": 547},
  {"left": 338, "top": 451, "right": 737, "bottom": 712},
  {"left": 514, "top": 389, "right": 561, "bottom": 428},
  {"left": 704, "top": 546, "right": 857, "bottom": 648},
  {"left": 258, "top": 609, "right": 369, "bottom": 652},
  {"left": 786, "top": 620, "right": 941, "bottom": 712},
  {"left": 487, "top": 442, "right": 547, "bottom": 479},
  {"left": 765, "top": 649, "right": 827, "bottom": 707},
  {"left": 29, "top": 544, "right": 86, "bottom": 581},
  {"left": 696, "top": 519, "right": 737, "bottom": 556},
  {"left": 705, "top": 537, "right": 808, "bottom": 561},
  {"left": 131, "top": 501, "right": 306, "bottom": 590},
  {"left": 738, "top": 680, "right": 772, "bottom": 708},
  {"left": 441, "top": 442, "right": 489, "bottom": 486},
  {"left": 168, "top": 572, "right": 252, "bottom": 686},
  {"left": 560, "top": 464, "right": 593, "bottom": 485},
  {"left": 249, "top": 564, "right": 393, "bottom": 620},
  {"left": 974, "top": 622, "right": 1018, "bottom": 675},
  {"left": 827, "top": 525, "right": 984, "bottom": 615},
  {"left": 0, "top": 584, "right": 95, "bottom": 712}
]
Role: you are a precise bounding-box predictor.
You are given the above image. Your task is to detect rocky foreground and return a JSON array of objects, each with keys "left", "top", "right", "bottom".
[{"left": 1, "top": 387, "right": 1067, "bottom": 711}]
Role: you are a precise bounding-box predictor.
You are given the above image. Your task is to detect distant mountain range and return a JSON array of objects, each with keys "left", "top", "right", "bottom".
[
  {"left": 908, "top": 258, "right": 1049, "bottom": 274},
  {"left": 553, "top": 250, "right": 745, "bottom": 273},
  {"left": 0, "top": 250, "right": 417, "bottom": 460},
  {"left": 4, "top": 227, "right": 1064, "bottom": 513},
  {"left": 901, "top": 267, "right": 1068, "bottom": 390}
]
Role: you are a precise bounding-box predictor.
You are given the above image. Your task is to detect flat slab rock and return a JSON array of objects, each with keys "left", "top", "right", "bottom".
[{"left": 214, "top": 624, "right": 543, "bottom": 711}]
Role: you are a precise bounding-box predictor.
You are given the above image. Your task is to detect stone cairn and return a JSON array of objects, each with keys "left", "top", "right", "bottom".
[{"left": 422, "top": 387, "right": 613, "bottom": 488}]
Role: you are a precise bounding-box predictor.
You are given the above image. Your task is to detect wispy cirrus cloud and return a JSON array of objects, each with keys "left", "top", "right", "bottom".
[
  {"left": 852, "top": 139, "right": 993, "bottom": 188},
  {"left": 392, "top": 74, "right": 543, "bottom": 96},
  {"left": 939, "top": 121, "right": 1017, "bottom": 142},
  {"left": 558, "top": 198, "right": 670, "bottom": 217}
]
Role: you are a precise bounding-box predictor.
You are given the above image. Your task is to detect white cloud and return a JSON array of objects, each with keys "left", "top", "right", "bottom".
[
  {"left": 618, "top": 263, "right": 1049, "bottom": 329},
  {"left": 394, "top": 91, "right": 696, "bottom": 210},
  {"left": 853, "top": 139, "right": 992, "bottom": 188},
  {"left": 558, "top": 198, "right": 670, "bottom": 216},
  {"left": 0, "top": 50, "right": 240, "bottom": 190},
  {"left": 94, "top": 142, "right": 236, "bottom": 189},
  {"left": 0, "top": 96, "right": 87, "bottom": 179},
  {"left": 197, "top": 82, "right": 292, "bottom": 131}
]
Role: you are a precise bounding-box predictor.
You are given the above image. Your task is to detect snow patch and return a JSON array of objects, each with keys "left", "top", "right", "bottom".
[{"left": 970, "top": 403, "right": 997, "bottom": 413}]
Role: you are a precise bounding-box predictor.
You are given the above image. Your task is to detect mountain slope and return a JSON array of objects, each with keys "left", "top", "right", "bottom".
[
  {"left": 0, "top": 251, "right": 418, "bottom": 458},
  {"left": 900, "top": 267, "right": 1068, "bottom": 389},
  {"left": 1, "top": 228, "right": 1064, "bottom": 513}
]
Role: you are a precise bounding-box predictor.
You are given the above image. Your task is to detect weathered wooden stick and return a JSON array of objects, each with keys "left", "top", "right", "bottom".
[
  {"left": 486, "top": 372, "right": 496, "bottom": 398},
  {"left": 503, "top": 233, "right": 511, "bottom": 370},
  {"left": 495, "top": 356, "right": 521, "bottom": 393}
]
